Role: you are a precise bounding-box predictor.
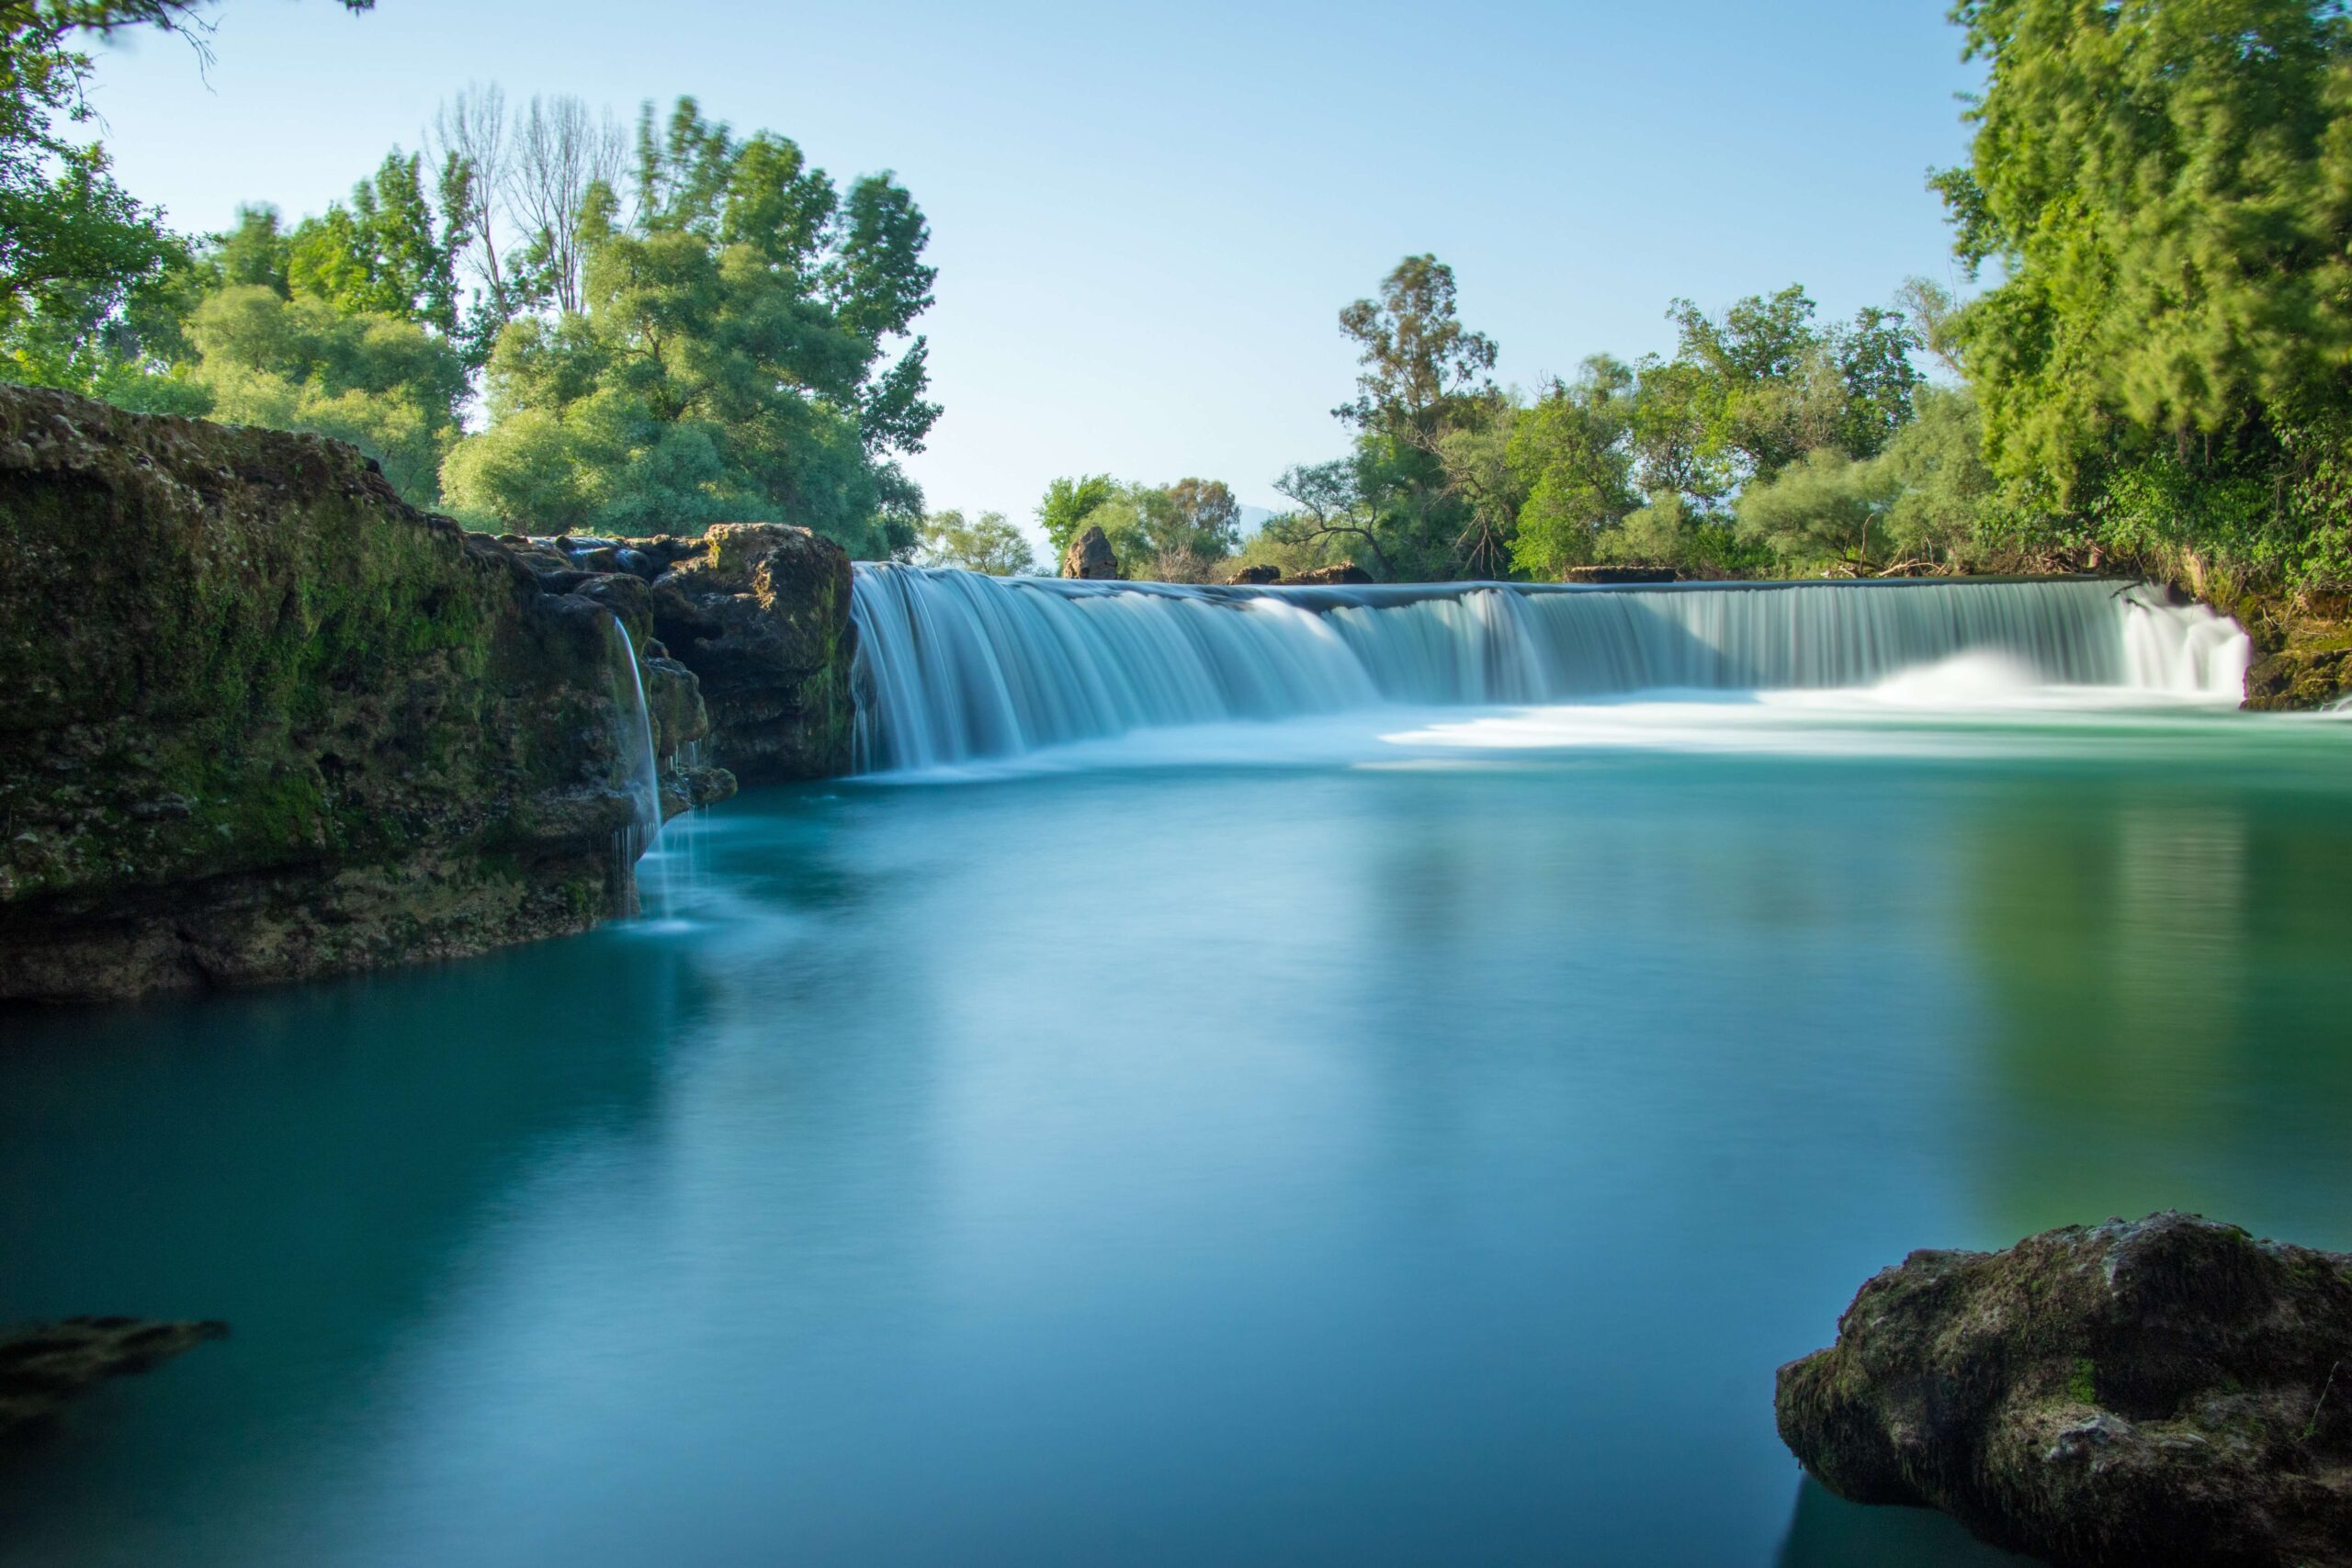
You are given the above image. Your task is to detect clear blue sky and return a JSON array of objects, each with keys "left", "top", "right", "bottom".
[{"left": 88, "top": 0, "right": 1983, "bottom": 537}]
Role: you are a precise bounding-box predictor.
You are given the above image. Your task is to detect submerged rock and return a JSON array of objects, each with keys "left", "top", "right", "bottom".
[
  {"left": 1776, "top": 1213, "right": 2352, "bottom": 1567},
  {"left": 1060, "top": 525, "right": 1123, "bottom": 581},
  {"left": 0, "top": 386, "right": 729, "bottom": 1002},
  {"left": 0, "top": 1317, "right": 226, "bottom": 1438}
]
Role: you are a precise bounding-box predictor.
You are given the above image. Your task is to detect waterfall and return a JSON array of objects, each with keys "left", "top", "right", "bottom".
[
  {"left": 608, "top": 615, "right": 666, "bottom": 911},
  {"left": 847, "top": 569, "right": 2254, "bottom": 773}
]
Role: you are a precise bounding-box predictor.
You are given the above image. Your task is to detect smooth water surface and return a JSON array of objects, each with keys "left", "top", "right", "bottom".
[{"left": 5, "top": 697, "right": 2350, "bottom": 1566}]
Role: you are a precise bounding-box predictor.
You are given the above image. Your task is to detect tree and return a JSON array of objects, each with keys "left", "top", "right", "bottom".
[
  {"left": 284, "top": 150, "right": 465, "bottom": 333},
  {"left": 1941, "top": 0, "right": 2352, "bottom": 483},
  {"left": 1058, "top": 478, "right": 1243, "bottom": 580},
  {"left": 441, "top": 97, "right": 938, "bottom": 556},
  {"left": 1326, "top": 254, "right": 1505, "bottom": 579},
  {"left": 918, "top": 509, "right": 1035, "bottom": 575},
  {"left": 1336, "top": 253, "right": 1498, "bottom": 445},
  {"left": 186, "top": 283, "right": 469, "bottom": 505},
  {"left": 1503, "top": 357, "right": 1640, "bottom": 577},
  {"left": 513, "top": 93, "right": 626, "bottom": 315},
  {"left": 0, "top": 1, "right": 374, "bottom": 395},
  {"left": 1036, "top": 473, "right": 1116, "bottom": 556}
]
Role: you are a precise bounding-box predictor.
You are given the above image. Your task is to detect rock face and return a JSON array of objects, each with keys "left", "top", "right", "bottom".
[
  {"left": 503, "top": 525, "right": 860, "bottom": 784},
  {"left": 1, "top": 1317, "right": 227, "bottom": 1438},
  {"left": 1777, "top": 1213, "right": 2352, "bottom": 1568},
  {"left": 647, "top": 525, "right": 855, "bottom": 783},
  {"left": 1061, "top": 525, "right": 1123, "bottom": 581},
  {"left": 0, "top": 387, "right": 730, "bottom": 1003}
]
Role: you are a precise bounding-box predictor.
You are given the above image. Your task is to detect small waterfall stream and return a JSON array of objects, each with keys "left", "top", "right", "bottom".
[
  {"left": 608, "top": 616, "right": 667, "bottom": 913},
  {"left": 848, "top": 570, "right": 2253, "bottom": 773}
]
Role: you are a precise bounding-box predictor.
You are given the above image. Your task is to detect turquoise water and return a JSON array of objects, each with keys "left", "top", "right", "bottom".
[{"left": 3, "top": 699, "right": 2349, "bottom": 1566}]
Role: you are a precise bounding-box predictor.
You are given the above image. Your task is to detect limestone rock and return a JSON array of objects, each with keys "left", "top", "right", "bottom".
[
  {"left": 643, "top": 523, "right": 856, "bottom": 783},
  {"left": 1560, "top": 565, "right": 1682, "bottom": 584},
  {"left": 0, "top": 1317, "right": 227, "bottom": 1438},
  {"left": 1776, "top": 1212, "right": 2352, "bottom": 1567},
  {"left": 1060, "top": 525, "right": 1123, "bottom": 581},
  {"left": 1286, "top": 561, "right": 1374, "bottom": 586},
  {"left": 0, "top": 386, "right": 725, "bottom": 1002}
]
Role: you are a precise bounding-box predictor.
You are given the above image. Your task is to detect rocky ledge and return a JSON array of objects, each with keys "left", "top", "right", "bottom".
[
  {"left": 0, "top": 387, "right": 749, "bottom": 1003},
  {"left": 501, "top": 523, "right": 856, "bottom": 783},
  {"left": 1, "top": 1316, "right": 226, "bottom": 1438},
  {"left": 1777, "top": 1212, "right": 2352, "bottom": 1567}
]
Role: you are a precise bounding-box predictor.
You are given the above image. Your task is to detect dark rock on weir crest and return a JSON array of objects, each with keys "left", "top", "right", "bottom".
[
  {"left": 0, "top": 386, "right": 742, "bottom": 1003},
  {"left": 1060, "top": 525, "right": 1123, "bottom": 581},
  {"left": 1776, "top": 1212, "right": 2352, "bottom": 1567}
]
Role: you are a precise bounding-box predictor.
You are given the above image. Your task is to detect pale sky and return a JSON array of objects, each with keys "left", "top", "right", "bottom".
[{"left": 87, "top": 0, "right": 1983, "bottom": 541}]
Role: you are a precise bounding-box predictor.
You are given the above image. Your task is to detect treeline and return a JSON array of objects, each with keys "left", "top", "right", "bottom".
[
  {"left": 971, "top": 0, "right": 2352, "bottom": 594},
  {"left": 1, "top": 9, "right": 936, "bottom": 558}
]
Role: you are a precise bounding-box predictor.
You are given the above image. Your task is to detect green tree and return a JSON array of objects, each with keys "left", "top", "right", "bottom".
[
  {"left": 442, "top": 97, "right": 938, "bottom": 556},
  {"left": 1504, "top": 356, "right": 1640, "bottom": 577},
  {"left": 918, "top": 508, "right": 1036, "bottom": 575},
  {"left": 1063, "top": 478, "right": 1243, "bottom": 580},
  {"left": 1937, "top": 0, "right": 2352, "bottom": 586},
  {"left": 1036, "top": 473, "right": 1116, "bottom": 556},
  {"left": 1329, "top": 254, "right": 1505, "bottom": 579},
  {"left": 0, "top": 2, "right": 372, "bottom": 391},
  {"left": 285, "top": 150, "right": 467, "bottom": 333},
  {"left": 186, "top": 284, "right": 468, "bottom": 505}
]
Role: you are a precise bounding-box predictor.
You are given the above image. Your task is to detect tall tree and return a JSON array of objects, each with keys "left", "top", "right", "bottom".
[
  {"left": 1939, "top": 0, "right": 2352, "bottom": 511},
  {"left": 442, "top": 97, "right": 939, "bottom": 557}
]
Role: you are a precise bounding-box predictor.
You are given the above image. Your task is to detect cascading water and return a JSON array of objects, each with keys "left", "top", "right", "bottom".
[
  {"left": 847, "top": 569, "right": 2255, "bottom": 773},
  {"left": 608, "top": 615, "right": 667, "bottom": 912}
]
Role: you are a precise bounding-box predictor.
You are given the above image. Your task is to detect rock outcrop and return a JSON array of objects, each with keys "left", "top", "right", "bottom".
[
  {"left": 1060, "top": 525, "right": 1123, "bottom": 581},
  {"left": 1227, "top": 562, "right": 1283, "bottom": 585},
  {"left": 2238, "top": 589, "right": 2351, "bottom": 710},
  {"left": 1286, "top": 561, "right": 1374, "bottom": 586},
  {"left": 503, "top": 525, "right": 859, "bottom": 784},
  {"left": 0, "top": 387, "right": 730, "bottom": 1003},
  {"left": 1560, "top": 565, "right": 1682, "bottom": 584},
  {"left": 1777, "top": 1213, "right": 2352, "bottom": 1567},
  {"left": 1, "top": 1317, "right": 227, "bottom": 1438}
]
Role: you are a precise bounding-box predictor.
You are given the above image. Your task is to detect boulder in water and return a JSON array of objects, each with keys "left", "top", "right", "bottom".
[
  {"left": 1227, "top": 563, "right": 1283, "bottom": 585},
  {"left": 1060, "top": 525, "right": 1123, "bottom": 581},
  {"left": 1, "top": 1317, "right": 227, "bottom": 1438},
  {"left": 1776, "top": 1212, "right": 2352, "bottom": 1567}
]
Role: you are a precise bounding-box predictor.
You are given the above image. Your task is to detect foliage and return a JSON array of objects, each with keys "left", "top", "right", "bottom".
[
  {"left": 918, "top": 508, "right": 1035, "bottom": 575},
  {"left": 440, "top": 97, "right": 937, "bottom": 555},
  {"left": 1035, "top": 473, "right": 1116, "bottom": 557},
  {"left": 0, "top": 2, "right": 370, "bottom": 391},
  {"left": 1060, "top": 477, "right": 1242, "bottom": 580},
  {"left": 1503, "top": 357, "right": 1640, "bottom": 576},
  {"left": 1940, "top": 0, "right": 2352, "bottom": 588},
  {"left": 187, "top": 284, "right": 469, "bottom": 504}
]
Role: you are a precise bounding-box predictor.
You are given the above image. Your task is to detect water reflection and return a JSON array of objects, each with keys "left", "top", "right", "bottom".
[{"left": 2, "top": 713, "right": 2347, "bottom": 1565}]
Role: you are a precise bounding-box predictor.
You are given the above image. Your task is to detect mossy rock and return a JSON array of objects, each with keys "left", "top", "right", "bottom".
[
  {"left": 1777, "top": 1213, "right": 2352, "bottom": 1566},
  {"left": 0, "top": 387, "right": 710, "bottom": 1001}
]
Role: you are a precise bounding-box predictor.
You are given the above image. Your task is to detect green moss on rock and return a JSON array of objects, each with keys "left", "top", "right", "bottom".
[
  {"left": 0, "top": 387, "right": 718, "bottom": 1002},
  {"left": 1776, "top": 1212, "right": 2352, "bottom": 1567}
]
